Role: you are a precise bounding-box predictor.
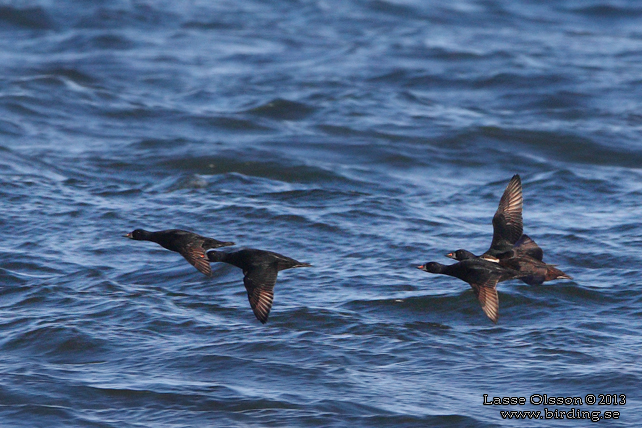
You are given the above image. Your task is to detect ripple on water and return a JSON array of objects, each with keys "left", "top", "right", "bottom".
[
  {"left": 244, "top": 98, "right": 316, "bottom": 121},
  {"left": 159, "top": 155, "right": 349, "bottom": 184},
  {"left": 3, "top": 325, "right": 109, "bottom": 363},
  {"left": 0, "top": 5, "right": 53, "bottom": 30}
]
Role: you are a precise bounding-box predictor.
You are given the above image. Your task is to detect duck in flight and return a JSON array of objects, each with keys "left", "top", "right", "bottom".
[
  {"left": 445, "top": 174, "right": 572, "bottom": 285},
  {"left": 124, "top": 229, "right": 235, "bottom": 276},
  {"left": 421, "top": 174, "right": 572, "bottom": 322},
  {"left": 447, "top": 233, "right": 543, "bottom": 265},
  {"left": 492, "top": 248, "right": 571, "bottom": 286},
  {"left": 207, "top": 249, "right": 312, "bottom": 324},
  {"left": 417, "top": 258, "right": 525, "bottom": 323}
]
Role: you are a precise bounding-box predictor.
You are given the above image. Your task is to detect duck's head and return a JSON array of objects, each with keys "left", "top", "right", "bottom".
[
  {"left": 446, "top": 249, "right": 476, "bottom": 261},
  {"left": 417, "top": 262, "right": 442, "bottom": 273},
  {"left": 124, "top": 229, "right": 147, "bottom": 240}
]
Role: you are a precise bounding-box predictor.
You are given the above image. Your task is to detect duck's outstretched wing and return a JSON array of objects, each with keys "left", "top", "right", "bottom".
[
  {"left": 470, "top": 276, "right": 501, "bottom": 323},
  {"left": 489, "top": 174, "right": 523, "bottom": 251},
  {"left": 180, "top": 243, "right": 212, "bottom": 276},
  {"left": 243, "top": 266, "right": 278, "bottom": 324}
]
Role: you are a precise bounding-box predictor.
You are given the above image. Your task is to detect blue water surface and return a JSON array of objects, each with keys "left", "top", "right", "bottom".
[{"left": 0, "top": 1, "right": 641, "bottom": 427}]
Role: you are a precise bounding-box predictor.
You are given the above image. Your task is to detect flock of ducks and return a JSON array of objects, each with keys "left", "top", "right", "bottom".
[
  {"left": 124, "top": 229, "right": 310, "bottom": 324},
  {"left": 417, "top": 174, "right": 571, "bottom": 322},
  {"left": 125, "top": 174, "right": 571, "bottom": 324}
]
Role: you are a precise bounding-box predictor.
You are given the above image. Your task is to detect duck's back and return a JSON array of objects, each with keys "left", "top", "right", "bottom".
[
  {"left": 499, "top": 255, "right": 571, "bottom": 285},
  {"left": 225, "top": 249, "right": 305, "bottom": 271},
  {"left": 145, "top": 230, "right": 189, "bottom": 252},
  {"left": 449, "top": 259, "right": 518, "bottom": 285}
]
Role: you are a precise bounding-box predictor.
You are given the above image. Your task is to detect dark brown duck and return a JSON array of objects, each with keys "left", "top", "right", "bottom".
[
  {"left": 448, "top": 235, "right": 571, "bottom": 286},
  {"left": 124, "top": 229, "right": 235, "bottom": 276},
  {"left": 208, "top": 249, "right": 311, "bottom": 324},
  {"left": 447, "top": 234, "right": 544, "bottom": 263},
  {"left": 417, "top": 258, "right": 524, "bottom": 323},
  {"left": 493, "top": 251, "right": 572, "bottom": 286}
]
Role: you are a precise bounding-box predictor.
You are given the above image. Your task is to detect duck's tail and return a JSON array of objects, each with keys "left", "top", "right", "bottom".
[
  {"left": 292, "top": 262, "right": 312, "bottom": 268},
  {"left": 545, "top": 266, "right": 572, "bottom": 281}
]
